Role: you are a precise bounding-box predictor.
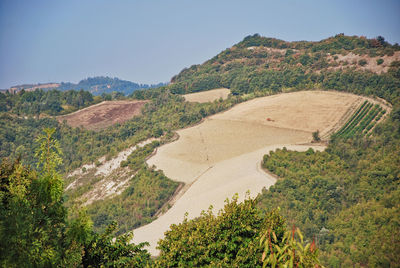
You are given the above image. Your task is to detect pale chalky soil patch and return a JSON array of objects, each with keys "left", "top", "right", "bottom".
[{"left": 183, "top": 88, "right": 231, "bottom": 103}]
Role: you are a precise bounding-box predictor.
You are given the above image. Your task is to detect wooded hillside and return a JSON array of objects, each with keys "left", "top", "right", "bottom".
[{"left": 1, "top": 34, "right": 399, "bottom": 266}]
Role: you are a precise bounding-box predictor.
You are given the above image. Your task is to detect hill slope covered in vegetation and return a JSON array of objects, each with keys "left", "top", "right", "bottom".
[
  {"left": 58, "top": 76, "right": 166, "bottom": 96},
  {"left": 1, "top": 34, "right": 400, "bottom": 266}
]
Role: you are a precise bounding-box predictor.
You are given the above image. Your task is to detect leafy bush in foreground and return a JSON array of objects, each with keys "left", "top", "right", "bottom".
[{"left": 156, "top": 195, "right": 320, "bottom": 267}]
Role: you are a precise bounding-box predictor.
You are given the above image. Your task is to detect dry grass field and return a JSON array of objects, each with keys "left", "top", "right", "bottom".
[
  {"left": 183, "top": 88, "right": 231, "bottom": 103},
  {"left": 132, "top": 90, "right": 371, "bottom": 255},
  {"left": 57, "top": 100, "right": 148, "bottom": 131}
]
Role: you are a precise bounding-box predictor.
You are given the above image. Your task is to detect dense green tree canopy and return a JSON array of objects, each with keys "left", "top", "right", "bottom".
[
  {"left": 258, "top": 111, "right": 400, "bottom": 266},
  {"left": 156, "top": 195, "right": 320, "bottom": 267}
]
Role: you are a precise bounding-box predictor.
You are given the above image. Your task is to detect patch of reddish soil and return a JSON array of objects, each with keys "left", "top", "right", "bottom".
[{"left": 58, "top": 100, "right": 148, "bottom": 131}]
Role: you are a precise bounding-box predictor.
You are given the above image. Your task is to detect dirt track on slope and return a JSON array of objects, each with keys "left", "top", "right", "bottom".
[{"left": 132, "top": 90, "right": 366, "bottom": 255}]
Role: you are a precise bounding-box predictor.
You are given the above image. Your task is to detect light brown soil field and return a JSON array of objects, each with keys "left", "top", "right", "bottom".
[
  {"left": 212, "top": 90, "right": 361, "bottom": 135},
  {"left": 57, "top": 100, "right": 148, "bottom": 131},
  {"left": 135, "top": 144, "right": 325, "bottom": 255},
  {"left": 132, "top": 90, "right": 370, "bottom": 255},
  {"left": 183, "top": 88, "right": 231, "bottom": 103}
]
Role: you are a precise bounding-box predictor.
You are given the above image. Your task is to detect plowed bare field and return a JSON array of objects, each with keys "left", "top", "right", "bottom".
[{"left": 58, "top": 100, "right": 148, "bottom": 131}]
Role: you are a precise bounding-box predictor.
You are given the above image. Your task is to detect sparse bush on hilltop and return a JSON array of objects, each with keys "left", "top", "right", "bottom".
[{"left": 358, "top": 59, "right": 368, "bottom": 66}]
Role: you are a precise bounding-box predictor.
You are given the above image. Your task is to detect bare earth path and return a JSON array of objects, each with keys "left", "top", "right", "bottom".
[{"left": 132, "top": 90, "right": 364, "bottom": 255}]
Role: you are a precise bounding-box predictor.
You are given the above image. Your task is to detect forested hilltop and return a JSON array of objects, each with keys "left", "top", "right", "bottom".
[
  {"left": 169, "top": 34, "right": 400, "bottom": 101},
  {"left": 1, "top": 34, "right": 400, "bottom": 267},
  {"left": 3, "top": 76, "right": 166, "bottom": 96},
  {"left": 58, "top": 76, "right": 166, "bottom": 96}
]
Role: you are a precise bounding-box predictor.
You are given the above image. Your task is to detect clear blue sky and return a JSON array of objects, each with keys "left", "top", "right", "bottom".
[{"left": 0, "top": 0, "right": 399, "bottom": 88}]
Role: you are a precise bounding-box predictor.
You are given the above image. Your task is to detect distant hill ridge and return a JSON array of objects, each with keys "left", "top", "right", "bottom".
[{"left": 3, "top": 76, "right": 166, "bottom": 96}]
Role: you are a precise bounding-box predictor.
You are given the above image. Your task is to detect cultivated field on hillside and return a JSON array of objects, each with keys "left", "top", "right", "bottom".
[
  {"left": 183, "top": 88, "right": 231, "bottom": 103},
  {"left": 133, "top": 90, "right": 381, "bottom": 255},
  {"left": 57, "top": 100, "right": 148, "bottom": 130}
]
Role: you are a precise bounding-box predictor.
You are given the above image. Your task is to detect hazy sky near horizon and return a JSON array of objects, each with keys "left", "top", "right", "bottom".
[{"left": 0, "top": 0, "right": 399, "bottom": 88}]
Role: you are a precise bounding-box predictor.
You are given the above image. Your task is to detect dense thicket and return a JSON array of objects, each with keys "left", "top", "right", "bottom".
[
  {"left": 0, "top": 88, "right": 99, "bottom": 115},
  {"left": 58, "top": 76, "right": 166, "bottom": 96},
  {"left": 156, "top": 196, "right": 320, "bottom": 267},
  {"left": 0, "top": 128, "right": 319, "bottom": 266},
  {"left": 258, "top": 109, "right": 400, "bottom": 267}
]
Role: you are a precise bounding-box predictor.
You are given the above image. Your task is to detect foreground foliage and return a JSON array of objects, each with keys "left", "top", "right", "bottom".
[
  {"left": 260, "top": 226, "right": 320, "bottom": 268},
  {"left": 0, "top": 129, "right": 150, "bottom": 267},
  {"left": 156, "top": 195, "right": 320, "bottom": 267}
]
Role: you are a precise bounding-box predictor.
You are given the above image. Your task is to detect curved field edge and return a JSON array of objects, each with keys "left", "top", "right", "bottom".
[
  {"left": 131, "top": 90, "right": 383, "bottom": 255},
  {"left": 133, "top": 144, "right": 326, "bottom": 255}
]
